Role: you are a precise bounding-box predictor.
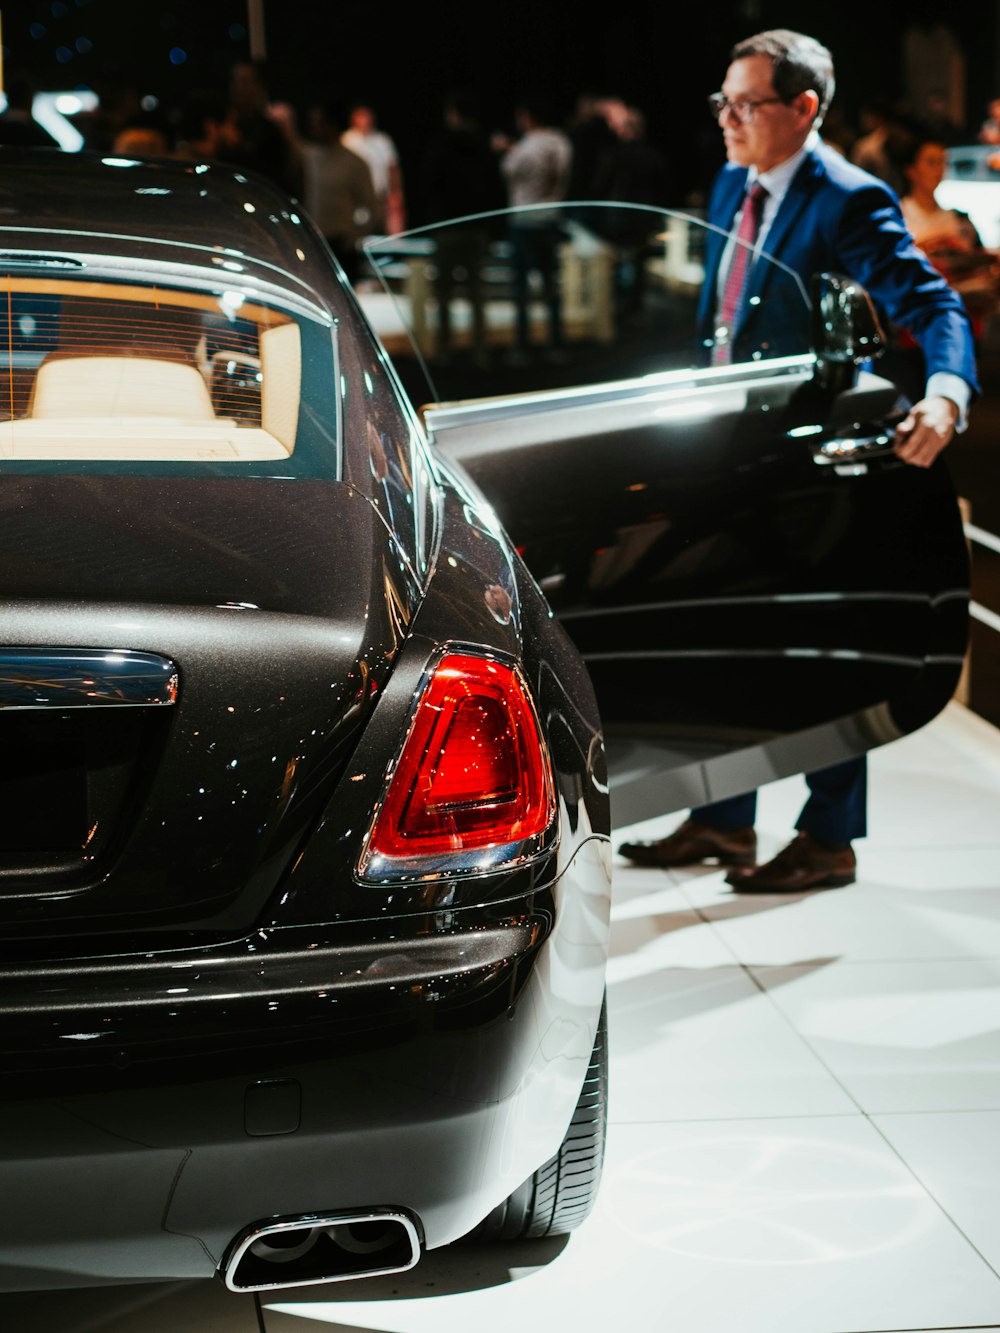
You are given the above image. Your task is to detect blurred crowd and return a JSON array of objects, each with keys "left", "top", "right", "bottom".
[
  {"left": 2, "top": 60, "right": 997, "bottom": 221},
  {"left": 0, "top": 63, "right": 671, "bottom": 248}
]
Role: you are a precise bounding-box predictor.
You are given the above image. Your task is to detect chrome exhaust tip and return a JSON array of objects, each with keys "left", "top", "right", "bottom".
[{"left": 222, "top": 1209, "right": 421, "bottom": 1292}]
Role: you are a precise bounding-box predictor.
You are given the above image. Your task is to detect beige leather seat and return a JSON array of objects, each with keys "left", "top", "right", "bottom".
[{"left": 31, "top": 355, "right": 216, "bottom": 421}]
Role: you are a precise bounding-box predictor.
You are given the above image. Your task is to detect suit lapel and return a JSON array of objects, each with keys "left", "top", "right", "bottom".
[{"left": 741, "top": 149, "right": 823, "bottom": 319}]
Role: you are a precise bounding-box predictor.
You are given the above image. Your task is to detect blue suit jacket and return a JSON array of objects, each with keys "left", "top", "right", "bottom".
[{"left": 696, "top": 142, "right": 978, "bottom": 392}]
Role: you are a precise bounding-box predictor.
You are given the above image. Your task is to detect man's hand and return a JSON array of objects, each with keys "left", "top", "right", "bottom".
[{"left": 894, "top": 396, "right": 959, "bottom": 468}]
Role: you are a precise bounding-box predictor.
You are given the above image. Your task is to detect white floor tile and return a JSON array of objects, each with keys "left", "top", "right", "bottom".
[
  {"left": 855, "top": 844, "right": 1000, "bottom": 893},
  {"left": 877, "top": 703, "right": 1000, "bottom": 781},
  {"left": 874, "top": 1109, "right": 1000, "bottom": 1276},
  {"left": 866, "top": 704, "right": 1000, "bottom": 849},
  {"left": 608, "top": 965, "right": 855, "bottom": 1122},
  {"left": 265, "top": 1120, "right": 1000, "bottom": 1333},
  {"left": 867, "top": 765, "right": 1000, "bottom": 850},
  {"left": 608, "top": 880, "right": 737, "bottom": 971},
  {"left": 0, "top": 1280, "right": 259, "bottom": 1332},
  {"left": 677, "top": 859, "right": 1000, "bottom": 964},
  {"left": 753, "top": 959, "right": 1000, "bottom": 1112}
]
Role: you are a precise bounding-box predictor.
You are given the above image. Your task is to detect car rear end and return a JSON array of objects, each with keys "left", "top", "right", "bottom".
[{"left": 0, "top": 154, "right": 611, "bottom": 1292}]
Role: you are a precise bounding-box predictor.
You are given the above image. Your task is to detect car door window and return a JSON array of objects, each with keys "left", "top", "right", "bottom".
[{"left": 359, "top": 203, "right": 810, "bottom": 408}]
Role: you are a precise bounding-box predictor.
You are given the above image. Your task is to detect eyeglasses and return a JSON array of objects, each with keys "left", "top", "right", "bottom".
[{"left": 707, "top": 93, "right": 787, "bottom": 124}]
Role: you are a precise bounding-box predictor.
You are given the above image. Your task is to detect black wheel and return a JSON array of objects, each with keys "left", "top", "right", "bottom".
[{"left": 468, "top": 994, "right": 608, "bottom": 1241}]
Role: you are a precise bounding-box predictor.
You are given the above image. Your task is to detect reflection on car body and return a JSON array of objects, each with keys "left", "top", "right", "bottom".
[{"left": 0, "top": 158, "right": 969, "bottom": 1297}]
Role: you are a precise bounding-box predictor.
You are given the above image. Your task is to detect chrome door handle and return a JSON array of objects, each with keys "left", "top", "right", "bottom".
[{"left": 812, "top": 431, "right": 894, "bottom": 465}]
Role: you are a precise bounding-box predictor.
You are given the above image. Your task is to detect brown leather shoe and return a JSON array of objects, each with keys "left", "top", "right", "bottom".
[
  {"left": 725, "top": 831, "right": 856, "bottom": 893},
  {"left": 619, "top": 819, "right": 756, "bottom": 869}
]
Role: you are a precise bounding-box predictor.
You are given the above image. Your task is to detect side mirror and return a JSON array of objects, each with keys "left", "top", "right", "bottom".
[{"left": 810, "top": 272, "right": 884, "bottom": 393}]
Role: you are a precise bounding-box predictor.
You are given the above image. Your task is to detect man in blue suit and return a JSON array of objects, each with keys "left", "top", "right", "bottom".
[{"left": 620, "top": 28, "right": 977, "bottom": 893}]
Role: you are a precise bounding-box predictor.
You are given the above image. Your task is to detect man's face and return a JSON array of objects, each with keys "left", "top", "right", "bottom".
[
  {"left": 230, "top": 63, "right": 264, "bottom": 113},
  {"left": 719, "top": 55, "right": 814, "bottom": 172},
  {"left": 351, "top": 107, "right": 375, "bottom": 135}
]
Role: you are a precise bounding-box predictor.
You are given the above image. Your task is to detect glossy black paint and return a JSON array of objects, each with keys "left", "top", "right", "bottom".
[
  {"left": 0, "top": 905, "right": 570, "bottom": 1284},
  {"left": 0, "top": 154, "right": 610, "bottom": 1289},
  {"left": 426, "top": 358, "right": 969, "bottom": 820},
  {"left": 0, "top": 476, "right": 418, "bottom": 935}
]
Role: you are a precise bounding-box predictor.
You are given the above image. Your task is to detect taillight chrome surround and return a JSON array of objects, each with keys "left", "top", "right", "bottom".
[{"left": 358, "top": 646, "right": 557, "bottom": 884}]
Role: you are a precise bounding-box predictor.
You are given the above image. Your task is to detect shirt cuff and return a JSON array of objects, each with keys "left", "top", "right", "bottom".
[{"left": 926, "top": 372, "right": 972, "bottom": 433}]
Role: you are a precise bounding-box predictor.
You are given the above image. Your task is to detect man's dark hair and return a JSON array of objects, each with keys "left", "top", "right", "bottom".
[
  {"left": 731, "top": 29, "right": 835, "bottom": 124},
  {"left": 515, "top": 95, "right": 557, "bottom": 129}
]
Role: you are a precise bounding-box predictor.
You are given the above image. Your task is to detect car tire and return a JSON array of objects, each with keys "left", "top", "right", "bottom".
[{"left": 467, "top": 994, "right": 608, "bottom": 1241}]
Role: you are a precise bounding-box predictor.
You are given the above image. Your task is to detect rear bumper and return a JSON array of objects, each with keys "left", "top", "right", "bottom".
[{"left": 0, "top": 837, "right": 610, "bottom": 1290}]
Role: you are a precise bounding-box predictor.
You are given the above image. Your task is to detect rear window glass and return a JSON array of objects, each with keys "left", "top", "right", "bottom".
[{"left": 0, "top": 275, "right": 339, "bottom": 476}]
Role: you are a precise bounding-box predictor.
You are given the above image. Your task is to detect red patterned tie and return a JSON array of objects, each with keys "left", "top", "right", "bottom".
[{"left": 714, "top": 181, "right": 768, "bottom": 364}]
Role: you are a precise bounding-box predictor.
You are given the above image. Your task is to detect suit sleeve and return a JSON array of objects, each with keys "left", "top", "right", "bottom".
[{"left": 831, "top": 182, "right": 979, "bottom": 394}]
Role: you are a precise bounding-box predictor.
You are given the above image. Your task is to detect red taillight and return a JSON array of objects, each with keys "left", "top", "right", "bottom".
[{"left": 365, "top": 652, "right": 556, "bottom": 864}]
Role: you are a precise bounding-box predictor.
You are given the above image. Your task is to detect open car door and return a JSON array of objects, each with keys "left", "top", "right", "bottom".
[{"left": 363, "top": 205, "right": 969, "bottom": 824}]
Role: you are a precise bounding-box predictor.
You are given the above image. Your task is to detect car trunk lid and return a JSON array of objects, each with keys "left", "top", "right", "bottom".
[{"left": 0, "top": 476, "right": 418, "bottom": 949}]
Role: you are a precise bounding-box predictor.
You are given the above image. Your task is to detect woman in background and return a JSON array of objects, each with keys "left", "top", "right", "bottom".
[
  {"left": 885, "top": 133, "right": 999, "bottom": 399},
  {"left": 898, "top": 135, "right": 998, "bottom": 340}
]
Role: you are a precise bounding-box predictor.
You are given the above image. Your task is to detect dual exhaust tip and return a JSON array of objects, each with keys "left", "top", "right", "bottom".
[{"left": 223, "top": 1209, "right": 421, "bottom": 1292}]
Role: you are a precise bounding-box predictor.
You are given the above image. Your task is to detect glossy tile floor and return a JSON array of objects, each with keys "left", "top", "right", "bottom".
[{"left": 6, "top": 701, "right": 1000, "bottom": 1333}]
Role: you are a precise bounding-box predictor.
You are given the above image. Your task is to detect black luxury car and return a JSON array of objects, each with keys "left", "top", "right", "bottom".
[{"left": 0, "top": 154, "right": 968, "bottom": 1296}]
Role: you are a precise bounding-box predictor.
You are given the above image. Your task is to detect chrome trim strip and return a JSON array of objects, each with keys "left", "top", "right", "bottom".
[
  {"left": 0, "top": 648, "right": 178, "bottom": 709},
  {"left": 0, "top": 922, "right": 545, "bottom": 1013},
  {"left": 0, "top": 251, "right": 85, "bottom": 269},
  {"left": 581, "top": 647, "right": 950, "bottom": 669},
  {"left": 0, "top": 230, "right": 332, "bottom": 322},
  {"left": 558, "top": 588, "right": 969, "bottom": 621},
  {"left": 362, "top": 828, "right": 554, "bottom": 885},
  {"left": 223, "top": 1209, "right": 421, "bottom": 1292},
  {"left": 424, "top": 356, "right": 810, "bottom": 432}
]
